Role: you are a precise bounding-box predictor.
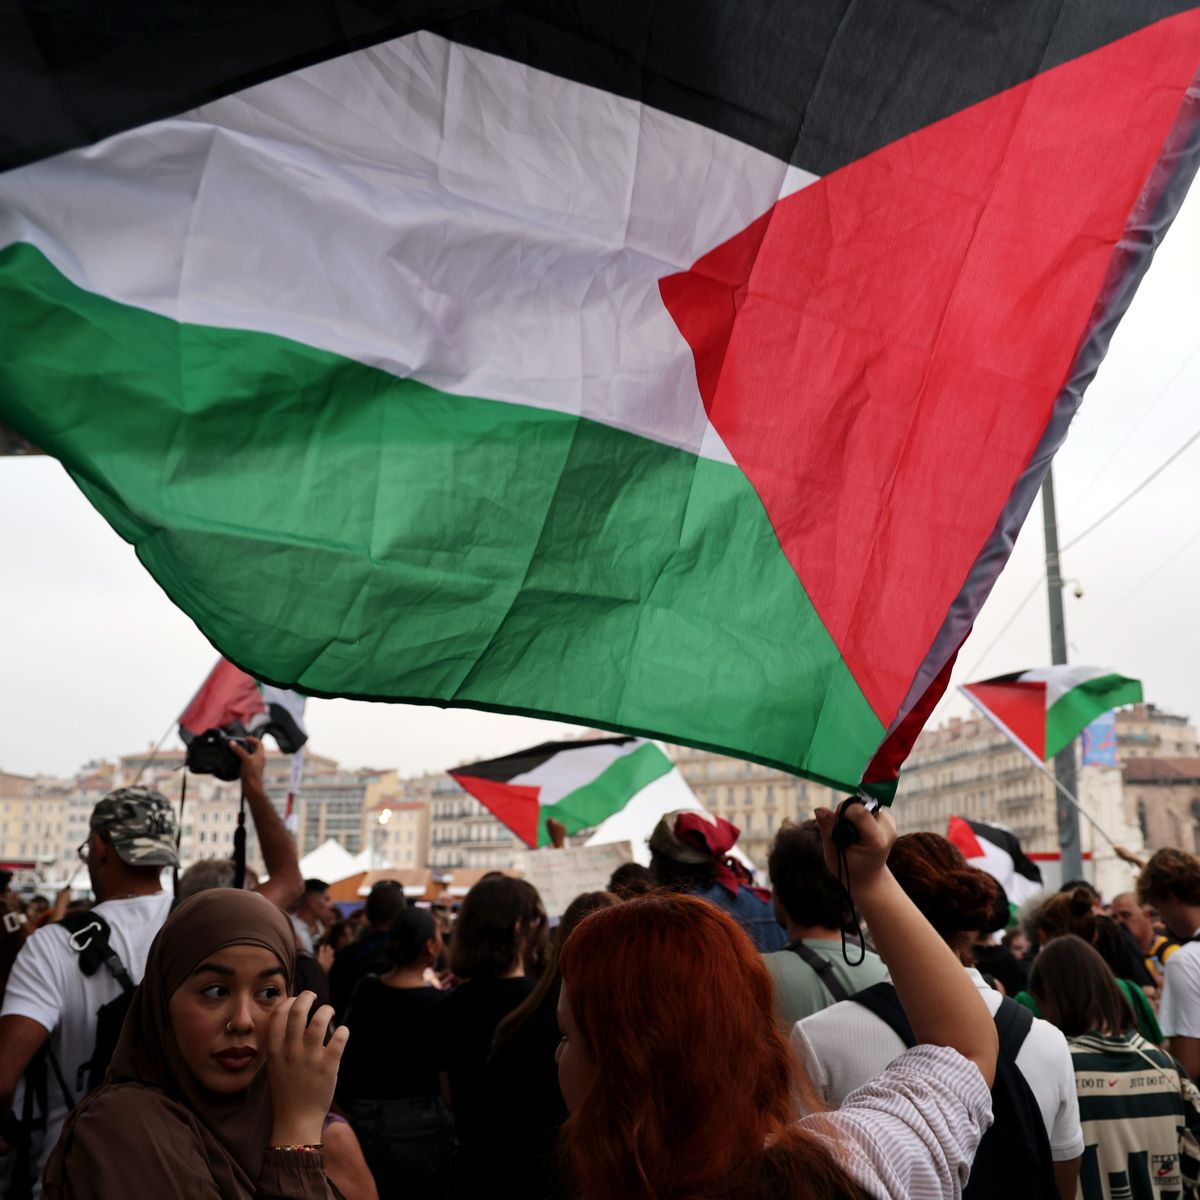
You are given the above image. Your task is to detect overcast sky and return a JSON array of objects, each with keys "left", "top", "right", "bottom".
[{"left": 2, "top": 182, "right": 1197, "bottom": 782}]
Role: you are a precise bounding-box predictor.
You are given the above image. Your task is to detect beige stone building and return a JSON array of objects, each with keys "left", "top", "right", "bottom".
[
  {"left": 363, "top": 797, "right": 430, "bottom": 869},
  {"left": 1123, "top": 757, "right": 1200, "bottom": 854},
  {"left": 892, "top": 703, "right": 1196, "bottom": 893},
  {"left": 667, "top": 743, "right": 842, "bottom": 868},
  {"left": 428, "top": 774, "right": 523, "bottom": 871}
]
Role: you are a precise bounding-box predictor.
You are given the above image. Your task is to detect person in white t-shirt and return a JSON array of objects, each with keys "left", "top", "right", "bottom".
[
  {"left": 1137, "top": 848, "right": 1200, "bottom": 1080},
  {"left": 793, "top": 832, "right": 1083, "bottom": 1200},
  {"left": 0, "top": 786, "right": 180, "bottom": 1196}
]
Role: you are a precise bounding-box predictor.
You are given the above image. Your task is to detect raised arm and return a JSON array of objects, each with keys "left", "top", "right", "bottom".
[
  {"left": 231, "top": 738, "right": 303, "bottom": 911},
  {"left": 814, "top": 803, "right": 997, "bottom": 1087}
]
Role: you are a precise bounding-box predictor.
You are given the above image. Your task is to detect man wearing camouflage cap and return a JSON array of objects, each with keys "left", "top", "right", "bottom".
[{"left": 0, "top": 787, "right": 178, "bottom": 1194}]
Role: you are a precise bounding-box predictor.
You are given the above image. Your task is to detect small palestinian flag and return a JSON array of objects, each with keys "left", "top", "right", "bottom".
[
  {"left": 961, "top": 667, "right": 1142, "bottom": 764},
  {"left": 2, "top": 5, "right": 1198, "bottom": 798},
  {"left": 180, "top": 659, "right": 308, "bottom": 755},
  {"left": 450, "top": 737, "right": 678, "bottom": 849},
  {"left": 948, "top": 816, "right": 1043, "bottom": 905}
]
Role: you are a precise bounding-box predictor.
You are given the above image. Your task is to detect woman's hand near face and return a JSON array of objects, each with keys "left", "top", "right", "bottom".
[{"left": 267, "top": 991, "right": 348, "bottom": 1147}]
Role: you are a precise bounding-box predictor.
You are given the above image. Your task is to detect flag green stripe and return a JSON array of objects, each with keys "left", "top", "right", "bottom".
[
  {"left": 1045, "top": 673, "right": 1143, "bottom": 758},
  {"left": 537, "top": 743, "right": 674, "bottom": 845},
  {"left": 0, "top": 241, "right": 884, "bottom": 788}
]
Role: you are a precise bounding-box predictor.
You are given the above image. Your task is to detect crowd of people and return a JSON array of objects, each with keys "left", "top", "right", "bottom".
[{"left": 2, "top": 737, "right": 1200, "bottom": 1200}]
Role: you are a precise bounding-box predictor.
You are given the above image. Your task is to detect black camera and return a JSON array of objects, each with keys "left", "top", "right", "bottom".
[{"left": 185, "top": 727, "right": 251, "bottom": 781}]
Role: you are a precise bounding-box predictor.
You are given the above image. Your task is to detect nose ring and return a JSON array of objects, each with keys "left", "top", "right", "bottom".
[{"left": 225, "top": 1021, "right": 236, "bottom": 1034}]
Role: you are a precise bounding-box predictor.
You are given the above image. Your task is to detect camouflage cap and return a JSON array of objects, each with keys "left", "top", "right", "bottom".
[{"left": 90, "top": 787, "right": 180, "bottom": 868}]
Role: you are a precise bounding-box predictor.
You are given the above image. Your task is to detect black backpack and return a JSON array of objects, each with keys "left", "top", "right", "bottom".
[
  {"left": 9, "top": 911, "right": 136, "bottom": 1200},
  {"left": 853, "top": 982, "right": 1058, "bottom": 1200}
]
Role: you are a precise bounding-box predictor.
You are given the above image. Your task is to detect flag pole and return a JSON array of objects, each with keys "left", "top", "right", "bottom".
[{"left": 130, "top": 715, "right": 180, "bottom": 787}]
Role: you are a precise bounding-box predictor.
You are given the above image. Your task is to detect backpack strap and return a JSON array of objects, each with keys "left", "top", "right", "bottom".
[
  {"left": 785, "top": 941, "right": 851, "bottom": 1004},
  {"left": 852, "top": 981, "right": 916, "bottom": 1048},
  {"left": 59, "top": 911, "right": 135, "bottom": 993},
  {"left": 993, "top": 995, "right": 1034, "bottom": 1061}
]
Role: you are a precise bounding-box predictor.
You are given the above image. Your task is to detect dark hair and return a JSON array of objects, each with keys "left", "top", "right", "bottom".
[
  {"left": 365, "top": 880, "right": 407, "bottom": 928},
  {"left": 386, "top": 907, "right": 438, "bottom": 968},
  {"left": 28, "top": 895, "right": 50, "bottom": 907},
  {"left": 1138, "top": 848, "right": 1200, "bottom": 908},
  {"left": 1028, "top": 934, "right": 1134, "bottom": 1037},
  {"left": 1092, "top": 914, "right": 1140, "bottom": 980},
  {"left": 451, "top": 875, "right": 547, "bottom": 981},
  {"left": 303, "top": 878, "right": 329, "bottom": 895},
  {"left": 1059, "top": 879, "right": 1100, "bottom": 900},
  {"left": 491, "top": 890, "right": 619, "bottom": 1057},
  {"left": 887, "top": 833, "right": 999, "bottom": 943},
  {"left": 608, "top": 863, "right": 654, "bottom": 899},
  {"left": 649, "top": 850, "right": 716, "bottom": 893},
  {"left": 1036, "top": 888, "right": 1095, "bottom": 943},
  {"left": 767, "top": 820, "right": 851, "bottom": 930},
  {"left": 982, "top": 881, "right": 1012, "bottom": 934}
]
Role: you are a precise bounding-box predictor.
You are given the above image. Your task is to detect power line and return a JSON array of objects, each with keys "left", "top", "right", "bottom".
[
  {"left": 1076, "top": 524, "right": 1200, "bottom": 638},
  {"left": 965, "top": 573, "right": 1044, "bottom": 678},
  {"left": 1060, "top": 423, "right": 1200, "bottom": 553},
  {"left": 1066, "top": 340, "right": 1200, "bottom": 516}
]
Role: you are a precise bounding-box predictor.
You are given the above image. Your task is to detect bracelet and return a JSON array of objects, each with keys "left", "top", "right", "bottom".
[{"left": 271, "top": 1144, "right": 323, "bottom": 1153}]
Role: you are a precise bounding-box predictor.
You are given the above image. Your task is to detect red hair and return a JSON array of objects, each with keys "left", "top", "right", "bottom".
[{"left": 558, "top": 894, "right": 857, "bottom": 1200}]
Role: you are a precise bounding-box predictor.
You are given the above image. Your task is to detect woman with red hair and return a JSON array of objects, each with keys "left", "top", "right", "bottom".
[{"left": 556, "top": 803, "right": 999, "bottom": 1200}]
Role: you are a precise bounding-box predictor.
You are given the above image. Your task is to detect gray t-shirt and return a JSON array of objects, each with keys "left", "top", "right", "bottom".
[{"left": 763, "top": 938, "right": 888, "bottom": 1027}]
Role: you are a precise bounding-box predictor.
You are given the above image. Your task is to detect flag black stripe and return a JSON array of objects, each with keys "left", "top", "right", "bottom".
[
  {"left": 2, "top": 1, "right": 1192, "bottom": 175},
  {"left": 968, "top": 818, "right": 1043, "bottom": 884},
  {"left": 449, "top": 736, "right": 635, "bottom": 783}
]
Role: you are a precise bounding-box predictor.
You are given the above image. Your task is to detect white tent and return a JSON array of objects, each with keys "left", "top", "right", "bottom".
[
  {"left": 583, "top": 759, "right": 757, "bottom": 872},
  {"left": 296, "top": 838, "right": 369, "bottom": 884}
]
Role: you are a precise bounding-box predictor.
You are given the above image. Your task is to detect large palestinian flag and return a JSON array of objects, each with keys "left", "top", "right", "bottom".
[
  {"left": 450, "top": 736, "right": 680, "bottom": 848},
  {"left": 961, "top": 667, "right": 1143, "bottom": 763},
  {"left": 2, "top": 6, "right": 1198, "bottom": 798}
]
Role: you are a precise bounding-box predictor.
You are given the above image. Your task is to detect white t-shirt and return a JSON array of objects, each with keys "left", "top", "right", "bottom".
[
  {"left": 2, "top": 891, "right": 174, "bottom": 1191},
  {"left": 792, "top": 967, "right": 1084, "bottom": 1162},
  {"left": 1158, "top": 933, "right": 1200, "bottom": 1038}
]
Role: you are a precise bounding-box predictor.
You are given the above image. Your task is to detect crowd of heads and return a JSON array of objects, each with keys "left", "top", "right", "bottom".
[{"left": 9, "top": 774, "right": 1200, "bottom": 1200}]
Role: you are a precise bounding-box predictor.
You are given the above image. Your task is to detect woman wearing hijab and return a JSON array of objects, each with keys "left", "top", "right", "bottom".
[{"left": 43, "top": 889, "right": 348, "bottom": 1199}]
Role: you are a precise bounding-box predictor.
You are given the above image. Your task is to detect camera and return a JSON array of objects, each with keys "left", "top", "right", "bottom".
[{"left": 185, "top": 727, "right": 251, "bottom": 781}]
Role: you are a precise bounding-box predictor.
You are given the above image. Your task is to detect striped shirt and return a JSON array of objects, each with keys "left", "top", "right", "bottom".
[
  {"left": 1068, "top": 1031, "right": 1200, "bottom": 1200},
  {"left": 801, "top": 1044, "right": 993, "bottom": 1200}
]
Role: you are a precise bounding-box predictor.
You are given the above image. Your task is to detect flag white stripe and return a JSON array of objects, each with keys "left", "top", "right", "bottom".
[
  {"left": 508, "top": 739, "right": 649, "bottom": 807},
  {"left": 1016, "top": 665, "right": 1112, "bottom": 710},
  {"left": 0, "top": 31, "right": 816, "bottom": 463}
]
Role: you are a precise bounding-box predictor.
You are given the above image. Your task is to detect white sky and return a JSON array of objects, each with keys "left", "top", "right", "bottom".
[{"left": 1, "top": 181, "right": 1197, "bottom": 781}]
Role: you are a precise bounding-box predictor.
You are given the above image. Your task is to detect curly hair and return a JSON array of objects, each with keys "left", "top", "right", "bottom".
[
  {"left": 887, "top": 833, "right": 999, "bottom": 944},
  {"left": 1036, "top": 888, "right": 1096, "bottom": 943},
  {"left": 1138, "top": 848, "right": 1200, "bottom": 908},
  {"left": 558, "top": 895, "right": 858, "bottom": 1200}
]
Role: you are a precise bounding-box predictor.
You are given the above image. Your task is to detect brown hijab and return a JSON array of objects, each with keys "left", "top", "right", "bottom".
[{"left": 43, "top": 889, "right": 296, "bottom": 1198}]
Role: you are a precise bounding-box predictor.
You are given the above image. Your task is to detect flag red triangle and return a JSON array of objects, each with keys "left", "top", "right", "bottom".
[
  {"left": 660, "top": 12, "right": 1200, "bottom": 728},
  {"left": 961, "top": 680, "right": 1047, "bottom": 759},
  {"left": 450, "top": 774, "right": 543, "bottom": 848},
  {"left": 179, "top": 658, "right": 265, "bottom": 738}
]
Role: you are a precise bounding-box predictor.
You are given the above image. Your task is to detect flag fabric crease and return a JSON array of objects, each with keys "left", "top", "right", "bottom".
[{"left": 2, "top": 3, "right": 1198, "bottom": 795}]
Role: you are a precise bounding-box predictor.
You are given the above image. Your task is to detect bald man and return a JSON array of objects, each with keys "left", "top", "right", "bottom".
[{"left": 1111, "top": 891, "right": 1179, "bottom": 987}]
